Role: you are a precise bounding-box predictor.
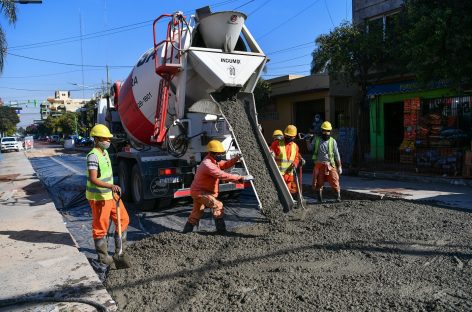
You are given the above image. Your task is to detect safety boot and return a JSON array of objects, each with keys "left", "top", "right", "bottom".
[
  {"left": 182, "top": 221, "right": 194, "bottom": 234},
  {"left": 214, "top": 218, "right": 227, "bottom": 234},
  {"left": 336, "top": 192, "right": 342, "bottom": 202},
  {"left": 317, "top": 189, "right": 324, "bottom": 203},
  {"left": 114, "top": 231, "right": 127, "bottom": 255},
  {"left": 94, "top": 237, "right": 115, "bottom": 267}
]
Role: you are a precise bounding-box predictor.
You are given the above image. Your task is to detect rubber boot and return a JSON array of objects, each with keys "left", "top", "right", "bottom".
[
  {"left": 182, "top": 221, "right": 194, "bottom": 234},
  {"left": 336, "top": 191, "right": 342, "bottom": 202},
  {"left": 317, "top": 189, "right": 324, "bottom": 203},
  {"left": 94, "top": 237, "right": 115, "bottom": 267},
  {"left": 214, "top": 218, "right": 227, "bottom": 234}
]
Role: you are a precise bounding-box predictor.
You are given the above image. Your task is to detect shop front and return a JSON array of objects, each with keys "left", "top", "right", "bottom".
[{"left": 368, "top": 81, "right": 472, "bottom": 177}]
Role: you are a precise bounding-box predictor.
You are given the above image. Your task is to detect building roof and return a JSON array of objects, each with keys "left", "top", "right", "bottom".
[{"left": 267, "top": 74, "right": 330, "bottom": 97}]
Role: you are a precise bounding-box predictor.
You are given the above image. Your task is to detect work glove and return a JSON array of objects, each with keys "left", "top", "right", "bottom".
[{"left": 337, "top": 167, "right": 342, "bottom": 175}]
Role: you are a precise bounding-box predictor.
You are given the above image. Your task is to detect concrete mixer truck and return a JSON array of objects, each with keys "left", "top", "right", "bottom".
[{"left": 100, "top": 6, "right": 295, "bottom": 212}]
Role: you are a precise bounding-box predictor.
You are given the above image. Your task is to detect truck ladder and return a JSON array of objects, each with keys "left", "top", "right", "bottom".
[{"left": 151, "top": 12, "right": 185, "bottom": 143}]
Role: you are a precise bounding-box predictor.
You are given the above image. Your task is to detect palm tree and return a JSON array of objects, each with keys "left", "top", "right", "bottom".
[{"left": 0, "top": 0, "right": 17, "bottom": 72}]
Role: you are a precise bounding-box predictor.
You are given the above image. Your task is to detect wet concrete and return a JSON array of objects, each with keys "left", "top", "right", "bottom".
[
  {"left": 219, "top": 97, "right": 287, "bottom": 223},
  {"left": 106, "top": 199, "right": 472, "bottom": 311}
]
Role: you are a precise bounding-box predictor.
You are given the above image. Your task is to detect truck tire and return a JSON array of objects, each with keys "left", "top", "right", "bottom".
[
  {"left": 131, "top": 164, "right": 154, "bottom": 211},
  {"left": 118, "top": 161, "right": 131, "bottom": 201}
]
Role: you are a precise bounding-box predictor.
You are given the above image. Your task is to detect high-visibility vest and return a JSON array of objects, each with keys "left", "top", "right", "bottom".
[
  {"left": 86, "top": 148, "right": 113, "bottom": 201},
  {"left": 275, "top": 141, "right": 296, "bottom": 176},
  {"left": 313, "top": 137, "right": 336, "bottom": 167}
]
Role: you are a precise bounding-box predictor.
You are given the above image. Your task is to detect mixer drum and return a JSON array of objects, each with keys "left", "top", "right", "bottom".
[{"left": 116, "top": 48, "right": 176, "bottom": 146}]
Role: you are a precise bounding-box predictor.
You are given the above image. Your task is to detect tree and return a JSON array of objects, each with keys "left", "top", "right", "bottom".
[
  {"left": 57, "top": 112, "right": 78, "bottom": 136},
  {"left": 399, "top": 0, "right": 472, "bottom": 90},
  {"left": 311, "top": 21, "right": 386, "bottom": 160},
  {"left": 0, "top": 0, "right": 17, "bottom": 72},
  {"left": 78, "top": 99, "right": 96, "bottom": 135},
  {"left": 0, "top": 106, "right": 19, "bottom": 136},
  {"left": 253, "top": 78, "right": 271, "bottom": 114}
]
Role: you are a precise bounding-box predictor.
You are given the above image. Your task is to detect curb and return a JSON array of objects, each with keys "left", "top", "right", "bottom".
[{"left": 358, "top": 171, "right": 472, "bottom": 187}]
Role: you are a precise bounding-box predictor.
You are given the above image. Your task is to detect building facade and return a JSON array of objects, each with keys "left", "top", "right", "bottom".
[{"left": 353, "top": 0, "right": 472, "bottom": 177}]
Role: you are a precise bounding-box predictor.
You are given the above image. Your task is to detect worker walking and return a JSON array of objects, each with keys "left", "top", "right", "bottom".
[
  {"left": 86, "top": 124, "right": 129, "bottom": 267},
  {"left": 270, "top": 125, "right": 301, "bottom": 197},
  {"left": 309, "top": 121, "right": 342, "bottom": 202},
  {"left": 183, "top": 140, "right": 244, "bottom": 234}
]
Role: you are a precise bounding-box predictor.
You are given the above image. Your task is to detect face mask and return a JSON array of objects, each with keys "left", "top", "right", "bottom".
[
  {"left": 322, "top": 134, "right": 330, "bottom": 141},
  {"left": 284, "top": 137, "right": 295, "bottom": 143},
  {"left": 274, "top": 135, "right": 283, "bottom": 141},
  {"left": 214, "top": 154, "right": 225, "bottom": 162},
  {"left": 98, "top": 141, "right": 111, "bottom": 150}
]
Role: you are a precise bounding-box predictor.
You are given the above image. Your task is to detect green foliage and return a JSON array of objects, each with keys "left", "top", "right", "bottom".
[
  {"left": 0, "top": 106, "right": 20, "bottom": 135},
  {"left": 0, "top": 0, "right": 17, "bottom": 72},
  {"left": 400, "top": 0, "right": 472, "bottom": 89},
  {"left": 311, "top": 21, "right": 386, "bottom": 101},
  {"left": 254, "top": 78, "right": 271, "bottom": 114},
  {"left": 43, "top": 112, "right": 78, "bottom": 136},
  {"left": 78, "top": 99, "right": 96, "bottom": 135}
]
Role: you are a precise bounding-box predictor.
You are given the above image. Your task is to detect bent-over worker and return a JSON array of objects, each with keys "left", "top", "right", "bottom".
[
  {"left": 309, "top": 121, "right": 342, "bottom": 202},
  {"left": 86, "top": 124, "right": 129, "bottom": 267},
  {"left": 270, "top": 125, "right": 301, "bottom": 197},
  {"left": 183, "top": 140, "right": 244, "bottom": 234}
]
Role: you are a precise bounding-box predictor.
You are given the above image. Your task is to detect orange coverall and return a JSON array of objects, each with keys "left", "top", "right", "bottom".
[
  {"left": 270, "top": 140, "right": 301, "bottom": 193},
  {"left": 89, "top": 193, "right": 129, "bottom": 239},
  {"left": 188, "top": 154, "right": 241, "bottom": 225}
]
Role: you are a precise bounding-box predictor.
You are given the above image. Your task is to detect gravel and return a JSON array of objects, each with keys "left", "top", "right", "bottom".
[{"left": 106, "top": 199, "right": 472, "bottom": 311}]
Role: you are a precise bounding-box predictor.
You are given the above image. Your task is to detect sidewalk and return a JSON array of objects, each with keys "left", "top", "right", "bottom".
[
  {"left": 302, "top": 171, "right": 472, "bottom": 210},
  {"left": 0, "top": 151, "right": 117, "bottom": 311}
]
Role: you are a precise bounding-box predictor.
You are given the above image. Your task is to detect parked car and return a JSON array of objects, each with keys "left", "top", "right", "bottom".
[
  {"left": 1, "top": 137, "right": 21, "bottom": 153},
  {"left": 48, "top": 135, "right": 60, "bottom": 144}
]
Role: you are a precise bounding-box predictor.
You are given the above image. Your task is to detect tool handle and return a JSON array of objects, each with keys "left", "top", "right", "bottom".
[{"left": 115, "top": 190, "right": 122, "bottom": 238}]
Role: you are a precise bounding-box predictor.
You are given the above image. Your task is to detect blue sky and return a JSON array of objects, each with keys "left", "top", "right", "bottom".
[{"left": 1, "top": 0, "right": 351, "bottom": 105}]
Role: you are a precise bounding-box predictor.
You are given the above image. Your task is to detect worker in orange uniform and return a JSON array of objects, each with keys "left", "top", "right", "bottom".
[
  {"left": 86, "top": 124, "right": 129, "bottom": 267},
  {"left": 270, "top": 125, "right": 301, "bottom": 198},
  {"left": 183, "top": 140, "right": 244, "bottom": 234},
  {"left": 309, "top": 121, "right": 342, "bottom": 202},
  {"left": 269, "top": 129, "right": 284, "bottom": 157}
]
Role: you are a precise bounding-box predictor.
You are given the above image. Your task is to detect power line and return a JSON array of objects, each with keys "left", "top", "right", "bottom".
[
  {"left": 247, "top": 0, "right": 272, "bottom": 16},
  {"left": 324, "top": 0, "right": 335, "bottom": 27},
  {"left": 7, "top": 52, "right": 132, "bottom": 68},
  {"left": 268, "top": 53, "right": 311, "bottom": 65},
  {"left": 8, "top": 0, "right": 242, "bottom": 51},
  {"left": 265, "top": 41, "right": 313, "bottom": 55},
  {"left": 0, "top": 68, "right": 103, "bottom": 79},
  {"left": 257, "top": 0, "right": 321, "bottom": 40},
  {"left": 233, "top": 0, "right": 255, "bottom": 10},
  {"left": 0, "top": 86, "right": 99, "bottom": 92}
]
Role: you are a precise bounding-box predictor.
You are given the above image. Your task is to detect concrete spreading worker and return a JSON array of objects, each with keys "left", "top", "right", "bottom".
[
  {"left": 86, "top": 124, "right": 130, "bottom": 267},
  {"left": 270, "top": 125, "right": 301, "bottom": 197},
  {"left": 183, "top": 140, "right": 245, "bottom": 234},
  {"left": 309, "top": 121, "right": 342, "bottom": 202}
]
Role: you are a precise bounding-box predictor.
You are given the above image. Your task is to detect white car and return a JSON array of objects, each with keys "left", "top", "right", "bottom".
[{"left": 1, "top": 137, "right": 21, "bottom": 152}]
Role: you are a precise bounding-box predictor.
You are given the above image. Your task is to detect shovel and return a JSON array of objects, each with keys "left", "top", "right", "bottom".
[
  {"left": 113, "top": 191, "right": 131, "bottom": 269},
  {"left": 292, "top": 163, "right": 307, "bottom": 210}
]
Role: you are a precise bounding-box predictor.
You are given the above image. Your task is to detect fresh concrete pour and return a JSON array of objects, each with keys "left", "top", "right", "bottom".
[
  {"left": 106, "top": 199, "right": 472, "bottom": 311},
  {"left": 105, "top": 98, "right": 472, "bottom": 311}
]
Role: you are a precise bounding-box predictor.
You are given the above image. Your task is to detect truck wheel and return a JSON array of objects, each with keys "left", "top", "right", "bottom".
[
  {"left": 118, "top": 161, "right": 131, "bottom": 201},
  {"left": 131, "top": 164, "right": 154, "bottom": 211}
]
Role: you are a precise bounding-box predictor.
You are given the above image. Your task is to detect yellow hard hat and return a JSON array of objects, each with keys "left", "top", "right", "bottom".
[
  {"left": 284, "top": 125, "right": 297, "bottom": 137},
  {"left": 90, "top": 124, "right": 113, "bottom": 138},
  {"left": 272, "top": 129, "right": 283, "bottom": 137},
  {"left": 321, "top": 121, "right": 332, "bottom": 131},
  {"left": 207, "top": 140, "right": 225, "bottom": 153}
]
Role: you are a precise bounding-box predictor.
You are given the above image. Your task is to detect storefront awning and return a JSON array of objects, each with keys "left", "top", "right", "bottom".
[{"left": 368, "top": 80, "right": 449, "bottom": 96}]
